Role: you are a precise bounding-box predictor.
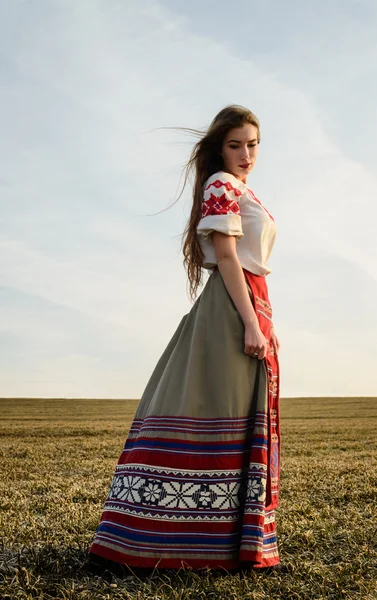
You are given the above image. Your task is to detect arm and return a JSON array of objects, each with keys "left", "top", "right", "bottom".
[
  {"left": 212, "top": 231, "right": 257, "bottom": 327},
  {"left": 212, "top": 231, "right": 268, "bottom": 359}
]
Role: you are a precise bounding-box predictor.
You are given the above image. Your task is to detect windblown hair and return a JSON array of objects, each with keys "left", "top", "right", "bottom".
[{"left": 178, "top": 104, "right": 261, "bottom": 302}]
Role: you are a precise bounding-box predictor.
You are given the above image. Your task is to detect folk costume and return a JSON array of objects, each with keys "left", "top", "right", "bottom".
[{"left": 89, "top": 170, "right": 281, "bottom": 570}]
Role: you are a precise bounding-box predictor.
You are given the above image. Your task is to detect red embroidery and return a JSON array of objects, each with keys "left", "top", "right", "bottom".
[
  {"left": 202, "top": 179, "right": 242, "bottom": 218},
  {"left": 247, "top": 188, "right": 275, "bottom": 222},
  {"left": 204, "top": 179, "right": 243, "bottom": 196},
  {"left": 201, "top": 192, "right": 241, "bottom": 218}
]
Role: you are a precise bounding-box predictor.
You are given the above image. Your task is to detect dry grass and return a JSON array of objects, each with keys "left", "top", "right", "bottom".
[{"left": 0, "top": 397, "right": 376, "bottom": 599}]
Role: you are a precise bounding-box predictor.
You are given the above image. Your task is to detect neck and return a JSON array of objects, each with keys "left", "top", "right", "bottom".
[{"left": 223, "top": 169, "right": 247, "bottom": 184}]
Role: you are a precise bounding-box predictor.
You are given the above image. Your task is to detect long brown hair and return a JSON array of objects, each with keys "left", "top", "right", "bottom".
[{"left": 178, "top": 104, "right": 261, "bottom": 302}]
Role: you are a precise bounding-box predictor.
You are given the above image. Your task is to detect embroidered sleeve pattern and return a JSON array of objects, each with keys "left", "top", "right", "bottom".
[
  {"left": 197, "top": 176, "right": 244, "bottom": 241},
  {"left": 202, "top": 179, "right": 242, "bottom": 217}
]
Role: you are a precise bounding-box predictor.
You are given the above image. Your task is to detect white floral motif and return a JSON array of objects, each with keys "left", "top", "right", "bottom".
[
  {"left": 247, "top": 477, "right": 266, "bottom": 502},
  {"left": 108, "top": 475, "right": 143, "bottom": 502},
  {"left": 140, "top": 479, "right": 164, "bottom": 505}
]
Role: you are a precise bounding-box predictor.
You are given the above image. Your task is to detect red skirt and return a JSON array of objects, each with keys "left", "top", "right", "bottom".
[{"left": 89, "top": 268, "right": 281, "bottom": 570}]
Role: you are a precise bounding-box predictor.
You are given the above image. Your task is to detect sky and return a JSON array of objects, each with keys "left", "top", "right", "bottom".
[{"left": 1, "top": 0, "right": 376, "bottom": 399}]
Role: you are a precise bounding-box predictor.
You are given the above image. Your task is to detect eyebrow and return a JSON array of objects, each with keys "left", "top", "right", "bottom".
[{"left": 227, "top": 138, "right": 257, "bottom": 143}]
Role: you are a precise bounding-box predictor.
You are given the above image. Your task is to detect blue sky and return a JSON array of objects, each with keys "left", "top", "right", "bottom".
[{"left": 1, "top": 0, "right": 376, "bottom": 398}]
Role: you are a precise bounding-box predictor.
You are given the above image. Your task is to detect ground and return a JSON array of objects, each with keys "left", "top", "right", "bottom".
[{"left": 0, "top": 396, "right": 376, "bottom": 599}]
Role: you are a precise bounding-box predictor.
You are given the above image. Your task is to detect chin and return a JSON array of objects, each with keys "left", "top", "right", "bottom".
[{"left": 236, "top": 168, "right": 252, "bottom": 178}]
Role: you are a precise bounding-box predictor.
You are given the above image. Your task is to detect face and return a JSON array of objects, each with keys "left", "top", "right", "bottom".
[{"left": 220, "top": 123, "right": 259, "bottom": 183}]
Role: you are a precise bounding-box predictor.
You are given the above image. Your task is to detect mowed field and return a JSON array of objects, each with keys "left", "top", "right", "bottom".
[{"left": 0, "top": 397, "right": 376, "bottom": 600}]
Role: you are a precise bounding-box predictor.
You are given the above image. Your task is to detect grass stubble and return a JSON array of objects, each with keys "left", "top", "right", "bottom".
[{"left": 0, "top": 397, "right": 376, "bottom": 599}]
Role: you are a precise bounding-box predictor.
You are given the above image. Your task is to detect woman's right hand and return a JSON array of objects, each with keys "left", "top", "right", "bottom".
[{"left": 244, "top": 322, "right": 268, "bottom": 360}]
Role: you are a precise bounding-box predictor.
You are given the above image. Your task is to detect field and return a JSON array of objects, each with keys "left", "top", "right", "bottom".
[{"left": 0, "top": 397, "right": 376, "bottom": 599}]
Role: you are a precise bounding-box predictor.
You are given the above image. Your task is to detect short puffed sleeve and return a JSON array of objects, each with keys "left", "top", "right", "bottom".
[{"left": 196, "top": 173, "right": 244, "bottom": 241}]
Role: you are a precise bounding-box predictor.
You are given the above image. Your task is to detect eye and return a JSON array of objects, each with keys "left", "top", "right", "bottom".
[{"left": 229, "top": 145, "right": 239, "bottom": 149}]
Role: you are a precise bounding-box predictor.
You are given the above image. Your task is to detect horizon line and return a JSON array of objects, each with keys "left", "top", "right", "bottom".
[{"left": 1, "top": 396, "right": 376, "bottom": 401}]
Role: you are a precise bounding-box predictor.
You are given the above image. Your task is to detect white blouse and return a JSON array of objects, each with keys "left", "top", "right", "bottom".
[{"left": 196, "top": 170, "right": 276, "bottom": 276}]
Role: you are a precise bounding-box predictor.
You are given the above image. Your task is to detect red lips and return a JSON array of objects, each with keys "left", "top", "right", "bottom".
[{"left": 239, "top": 164, "right": 250, "bottom": 169}]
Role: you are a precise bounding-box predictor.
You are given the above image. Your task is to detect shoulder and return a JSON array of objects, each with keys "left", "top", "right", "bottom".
[{"left": 203, "top": 171, "right": 246, "bottom": 199}]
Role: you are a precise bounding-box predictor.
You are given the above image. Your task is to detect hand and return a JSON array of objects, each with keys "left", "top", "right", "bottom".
[
  {"left": 270, "top": 327, "right": 280, "bottom": 355},
  {"left": 244, "top": 322, "right": 268, "bottom": 360}
]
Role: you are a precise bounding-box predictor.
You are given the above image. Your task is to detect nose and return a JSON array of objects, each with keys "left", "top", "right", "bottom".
[{"left": 241, "top": 146, "right": 251, "bottom": 161}]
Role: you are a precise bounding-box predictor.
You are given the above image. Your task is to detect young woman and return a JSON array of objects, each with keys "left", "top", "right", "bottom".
[{"left": 88, "top": 105, "right": 283, "bottom": 573}]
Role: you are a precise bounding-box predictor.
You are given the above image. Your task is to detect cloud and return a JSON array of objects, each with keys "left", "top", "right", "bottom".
[{"left": 0, "top": 0, "right": 376, "bottom": 397}]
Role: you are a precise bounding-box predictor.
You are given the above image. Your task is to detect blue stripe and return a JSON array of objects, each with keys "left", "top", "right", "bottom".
[
  {"left": 124, "top": 438, "right": 267, "bottom": 451},
  {"left": 263, "top": 535, "right": 277, "bottom": 545},
  {"left": 241, "top": 528, "right": 264, "bottom": 539},
  {"left": 96, "top": 533, "right": 238, "bottom": 553},
  {"left": 98, "top": 523, "right": 239, "bottom": 546}
]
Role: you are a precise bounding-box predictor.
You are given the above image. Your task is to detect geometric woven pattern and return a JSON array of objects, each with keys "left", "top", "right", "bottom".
[{"left": 107, "top": 473, "right": 266, "bottom": 511}]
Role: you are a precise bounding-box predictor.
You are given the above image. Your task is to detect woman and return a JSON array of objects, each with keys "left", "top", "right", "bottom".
[{"left": 88, "top": 104, "right": 283, "bottom": 573}]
